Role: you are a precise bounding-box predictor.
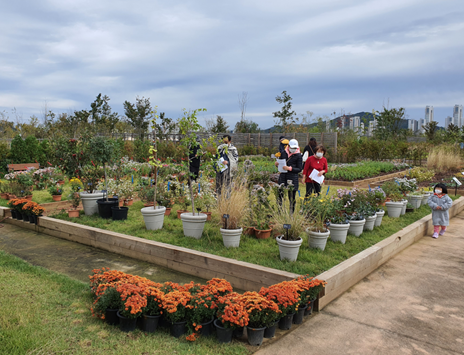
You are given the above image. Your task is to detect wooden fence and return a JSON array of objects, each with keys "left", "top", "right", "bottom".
[{"left": 0, "top": 132, "right": 338, "bottom": 153}]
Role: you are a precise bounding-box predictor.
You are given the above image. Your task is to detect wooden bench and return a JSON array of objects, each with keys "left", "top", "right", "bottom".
[{"left": 7, "top": 163, "right": 40, "bottom": 172}]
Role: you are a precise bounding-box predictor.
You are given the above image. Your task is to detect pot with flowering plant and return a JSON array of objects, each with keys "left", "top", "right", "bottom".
[
  {"left": 91, "top": 283, "right": 123, "bottom": 326},
  {"left": 79, "top": 164, "right": 105, "bottom": 216},
  {"left": 30, "top": 204, "right": 45, "bottom": 224},
  {"left": 185, "top": 287, "right": 217, "bottom": 341},
  {"left": 347, "top": 206, "right": 367, "bottom": 237},
  {"left": 326, "top": 199, "right": 350, "bottom": 244},
  {"left": 156, "top": 183, "right": 175, "bottom": 216},
  {"left": 303, "top": 193, "right": 332, "bottom": 251},
  {"left": 67, "top": 178, "right": 83, "bottom": 218},
  {"left": 116, "top": 282, "right": 147, "bottom": 332},
  {"left": 140, "top": 286, "right": 164, "bottom": 333},
  {"left": 290, "top": 275, "right": 327, "bottom": 322},
  {"left": 48, "top": 184, "right": 63, "bottom": 201},
  {"left": 251, "top": 184, "right": 273, "bottom": 239},
  {"left": 141, "top": 106, "right": 167, "bottom": 230},
  {"left": 385, "top": 191, "right": 405, "bottom": 218},
  {"left": 10, "top": 198, "right": 30, "bottom": 220},
  {"left": 214, "top": 293, "right": 249, "bottom": 343},
  {"left": 259, "top": 281, "right": 300, "bottom": 330},
  {"left": 161, "top": 290, "right": 193, "bottom": 337},
  {"left": 240, "top": 291, "right": 281, "bottom": 345},
  {"left": 359, "top": 203, "right": 377, "bottom": 231},
  {"left": 6, "top": 199, "right": 18, "bottom": 219},
  {"left": 22, "top": 201, "right": 38, "bottom": 223}
]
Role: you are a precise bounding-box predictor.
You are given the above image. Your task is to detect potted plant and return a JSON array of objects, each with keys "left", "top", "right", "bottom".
[
  {"left": 91, "top": 283, "right": 123, "bottom": 326},
  {"left": 177, "top": 108, "right": 210, "bottom": 238},
  {"left": 115, "top": 282, "right": 147, "bottom": 332},
  {"left": 90, "top": 137, "right": 119, "bottom": 219},
  {"left": 241, "top": 291, "right": 281, "bottom": 346},
  {"left": 327, "top": 199, "right": 350, "bottom": 244},
  {"left": 0, "top": 180, "right": 9, "bottom": 200},
  {"left": 161, "top": 290, "right": 193, "bottom": 338},
  {"left": 140, "top": 286, "right": 164, "bottom": 333},
  {"left": 48, "top": 184, "right": 63, "bottom": 201},
  {"left": 303, "top": 194, "right": 331, "bottom": 251},
  {"left": 385, "top": 192, "right": 404, "bottom": 218},
  {"left": 30, "top": 204, "right": 45, "bottom": 225},
  {"left": 141, "top": 107, "right": 166, "bottom": 230},
  {"left": 407, "top": 191, "right": 423, "bottom": 209},
  {"left": 259, "top": 281, "right": 300, "bottom": 331},
  {"left": 197, "top": 176, "right": 216, "bottom": 221},
  {"left": 156, "top": 183, "right": 175, "bottom": 216},
  {"left": 360, "top": 204, "right": 377, "bottom": 231},
  {"left": 217, "top": 179, "right": 249, "bottom": 247},
  {"left": 421, "top": 187, "right": 433, "bottom": 206},
  {"left": 22, "top": 201, "right": 37, "bottom": 223},
  {"left": 271, "top": 187, "right": 307, "bottom": 261},
  {"left": 347, "top": 209, "right": 366, "bottom": 237},
  {"left": 67, "top": 178, "right": 83, "bottom": 218},
  {"left": 186, "top": 288, "right": 217, "bottom": 341},
  {"left": 251, "top": 185, "right": 273, "bottom": 239},
  {"left": 79, "top": 164, "right": 105, "bottom": 216},
  {"left": 291, "top": 275, "right": 327, "bottom": 322},
  {"left": 214, "top": 293, "right": 249, "bottom": 344},
  {"left": 374, "top": 207, "right": 385, "bottom": 227}
]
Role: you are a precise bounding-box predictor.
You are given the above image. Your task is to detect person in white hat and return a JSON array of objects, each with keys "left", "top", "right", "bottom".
[{"left": 275, "top": 138, "right": 302, "bottom": 213}]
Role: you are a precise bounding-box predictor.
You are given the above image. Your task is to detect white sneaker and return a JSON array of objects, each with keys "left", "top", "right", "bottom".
[{"left": 432, "top": 232, "right": 439, "bottom": 239}]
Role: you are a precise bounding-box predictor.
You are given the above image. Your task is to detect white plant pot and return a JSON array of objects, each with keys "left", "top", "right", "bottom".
[
  {"left": 276, "top": 236, "right": 303, "bottom": 261},
  {"left": 363, "top": 215, "right": 377, "bottom": 231},
  {"left": 141, "top": 206, "right": 166, "bottom": 230},
  {"left": 80, "top": 191, "right": 105, "bottom": 216},
  {"left": 401, "top": 200, "right": 407, "bottom": 215},
  {"left": 307, "top": 229, "right": 330, "bottom": 251},
  {"left": 220, "top": 228, "right": 243, "bottom": 248},
  {"left": 348, "top": 219, "right": 366, "bottom": 237},
  {"left": 181, "top": 212, "right": 207, "bottom": 239},
  {"left": 374, "top": 210, "right": 385, "bottom": 227},
  {"left": 328, "top": 223, "right": 350, "bottom": 244},
  {"left": 385, "top": 201, "right": 403, "bottom": 218},
  {"left": 422, "top": 193, "right": 432, "bottom": 206},
  {"left": 407, "top": 195, "right": 422, "bottom": 209}
]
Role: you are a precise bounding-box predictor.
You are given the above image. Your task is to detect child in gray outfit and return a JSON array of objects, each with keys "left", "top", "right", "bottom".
[{"left": 427, "top": 183, "right": 453, "bottom": 238}]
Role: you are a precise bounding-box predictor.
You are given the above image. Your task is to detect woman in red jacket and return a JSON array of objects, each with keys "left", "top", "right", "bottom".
[{"left": 303, "top": 145, "right": 328, "bottom": 197}]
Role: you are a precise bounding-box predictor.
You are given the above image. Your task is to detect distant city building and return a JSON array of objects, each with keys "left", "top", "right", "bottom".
[
  {"left": 453, "top": 105, "right": 463, "bottom": 128},
  {"left": 425, "top": 106, "right": 434, "bottom": 123},
  {"left": 419, "top": 118, "right": 425, "bottom": 133},
  {"left": 445, "top": 116, "right": 453, "bottom": 129},
  {"left": 408, "top": 119, "right": 419, "bottom": 132}
]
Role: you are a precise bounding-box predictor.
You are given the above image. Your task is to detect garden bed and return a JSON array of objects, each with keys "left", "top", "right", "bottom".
[
  {"left": 325, "top": 169, "right": 408, "bottom": 187},
  {"left": 3, "top": 195, "right": 463, "bottom": 311}
]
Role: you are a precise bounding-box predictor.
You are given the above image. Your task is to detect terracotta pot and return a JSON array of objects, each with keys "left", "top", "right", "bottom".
[
  {"left": 7, "top": 194, "right": 17, "bottom": 200},
  {"left": 119, "top": 200, "right": 124, "bottom": 207},
  {"left": 143, "top": 203, "right": 154, "bottom": 207},
  {"left": 164, "top": 207, "right": 172, "bottom": 216},
  {"left": 67, "top": 209, "right": 80, "bottom": 218},
  {"left": 254, "top": 227, "right": 272, "bottom": 239},
  {"left": 52, "top": 195, "right": 62, "bottom": 202},
  {"left": 202, "top": 211, "right": 212, "bottom": 221},
  {"left": 57, "top": 180, "right": 65, "bottom": 185},
  {"left": 0, "top": 193, "right": 8, "bottom": 200},
  {"left": 25, "top": 195, "right": 33, "bottom": 201},
  {"left": 124, "top": 199, "right": 134, "bottom": 206},
  {"left": 177, "top": 209, "right": 187, "bottom": 219}
]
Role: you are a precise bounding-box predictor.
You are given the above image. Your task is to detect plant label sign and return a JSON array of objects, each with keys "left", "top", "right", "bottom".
[
  {"left": 223, "top": 214, "right": 229, "bottom": 219},
  {"left": 452, "top": 177, "right": 462, "bottom": 186},
  {"left": 283, "top": 224, "right": 291, "bottom": 230}
]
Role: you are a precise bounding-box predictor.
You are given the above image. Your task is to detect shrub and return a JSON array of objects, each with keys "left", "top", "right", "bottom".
[{"left": 427, "top": 145, "right": 464, "bottom": 171}]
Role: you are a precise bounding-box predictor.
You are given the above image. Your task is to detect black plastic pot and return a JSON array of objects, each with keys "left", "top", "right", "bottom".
[
  {"left": 117, "top": 311, "right": 137, "bottom": 332},
  {"left": 214, "top": 319, "right": 233, "bottom": 343},
  {"left": 304, "top": 299, "right": 315, "bottom": 316},
  {"left": 246, "top": 326, "right": 266, "bottom": 346},
  {"left": 96, "top": 198, "right": 119, "bottom": 219},
  {"left": 23, "top": 213, "right": 29, "bottom": 222},
  {"left": 170, "top": 320, "right": 187, "bottom": 338},
  {"left": 29, "top": 214, "right": 35, "bottom": 224},
  {"left": 233, "top": 326, "right": 244, "bottom": 338},
  {"left": 278, "top": 313, "right": 295, "bottom": 330},
  {"left": 16, "top": 212, "right": 23, "bottom": 220},
  {"left": 264, "top": 322, "right": 277, "bottom": 338},
  {"left": 293, "top": 303, "right": 308, "bottom": 324},
  {"left": 141, "top": 314, "right": 161, "bottom": 333},
  {"left": 199, "top": 318, "right": 215, "bottom": 337},
  {"left": 11, "top": 210, "right": 17, "bottom": 219},
  {"left": 111, "top": 206, "right": 128, "bottom": 221},
  {"left": 105, "top": 308, "right": 119, "bottom": 325}
]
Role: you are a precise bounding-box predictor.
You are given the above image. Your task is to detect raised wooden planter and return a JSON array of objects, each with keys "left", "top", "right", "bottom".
[
  {"left": 2, "top": 195, "right": 464, "bottom": 312},
  {"left": 325, "top": 169, "right": 408, "bottom": 188}
]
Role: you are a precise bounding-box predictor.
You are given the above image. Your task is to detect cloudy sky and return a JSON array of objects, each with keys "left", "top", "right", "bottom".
[{"left": 1, "top": 0, "right": 463, "bottom": 129}]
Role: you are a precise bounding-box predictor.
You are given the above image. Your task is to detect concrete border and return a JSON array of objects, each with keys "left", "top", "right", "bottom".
[{"left": 2, "top": 196, "right": 464, "bottom": 311}]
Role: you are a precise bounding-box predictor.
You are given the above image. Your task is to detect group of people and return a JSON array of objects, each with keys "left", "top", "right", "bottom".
[{"left": 274, "top": 136, "right": 328, "bottom": 212}]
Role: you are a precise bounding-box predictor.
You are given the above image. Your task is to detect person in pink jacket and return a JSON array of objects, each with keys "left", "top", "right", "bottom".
[{"left": 303, "top": 145, "right": 328, "bottom": 197}]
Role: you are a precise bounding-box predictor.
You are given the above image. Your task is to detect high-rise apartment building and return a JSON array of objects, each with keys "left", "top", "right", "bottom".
[
  {"left": 453, "top": 105, "right": 463, "bottom": 128},
  {"left": 445, "top": 116, "right": 453, "bottom": 129},
  {"left": 425, "top": 106, "right": 434, "bottom": 123}
]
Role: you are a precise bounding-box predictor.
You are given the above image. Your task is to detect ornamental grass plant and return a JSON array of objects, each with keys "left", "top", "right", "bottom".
[
  {"left": 427, "top": 145, "right": 464, "bottom": 171},
  {"left": 216, "top": 177, "right": 250, "bottom": 229}
]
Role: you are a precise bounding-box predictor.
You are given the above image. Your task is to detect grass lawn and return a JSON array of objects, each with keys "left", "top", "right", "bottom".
[
  {"left": 49, "top": 195, "right": 460, "bottom": 277},
  {"left": 0, "top": 250, "right": 251, "bottom": 355}
]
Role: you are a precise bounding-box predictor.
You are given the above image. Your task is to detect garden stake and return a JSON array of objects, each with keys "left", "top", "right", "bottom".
[
  {"left": 326, "top": 186, "right": 330, "bottom": 195},
  {"left": 284, "top": 224, "right": 291, "bottom": 239}
]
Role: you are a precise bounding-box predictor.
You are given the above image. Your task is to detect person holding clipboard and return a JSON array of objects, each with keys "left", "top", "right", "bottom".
[
  {"left": 275, "top": 139, "right": 302, "bottom": 213},
  {"left": 303, "top": 145, "right": 328, "bottom": 197}
]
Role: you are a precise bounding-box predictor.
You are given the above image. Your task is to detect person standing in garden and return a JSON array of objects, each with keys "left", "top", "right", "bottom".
[
  {"left": 302, "top": 137, "right": 317, "bottom": 169},
  {"left": 428, "top": 183, "right": 453, "bottom": 238},
  {"left": 276, "top": 139, "right": 302, "bottom": 213},
  {"left": 215, "top": 135, "right": 238, "bottom": 196},
  {"left": 303, "top": 145, "right": 328, "bottom": 197},
  {"left": 188, "top": 138, "right": 201, "bottom": 181}
]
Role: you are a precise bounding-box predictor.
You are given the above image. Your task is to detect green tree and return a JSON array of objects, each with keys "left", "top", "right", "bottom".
[
  {"left": 205, "top": 115, "right": 229, "bottom": 133},
  {"left": 90, "top": 94, "right": 120, "bottom": 136},
  {"left": 374, "top": 107, "right": 406, "bottom": 140},
  {"left": 445, "top": 123, "right": 461, "bottom": 143},
  {"left": 423, "top": 121, "right": 439, "bottom": 141},
  {"left": 9, "top": 135, "right": 27, "bottom": 163},
  {"left": 272, "top": 90, "right": 298, "bottom": 132},
  {"left": 234, "top": 118, "right": 260, "bottom": 133},
  {"left": 153, "top": 112, "right": 177, "bottom": 140},
  {"left": 124, "top": 96, "right": 153, "bottom": 139}
]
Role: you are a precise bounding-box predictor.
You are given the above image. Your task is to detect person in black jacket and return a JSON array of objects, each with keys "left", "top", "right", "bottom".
[
  {"left": 276, "top": 139, "right": 302, "bottom": 213},
  {"left": 302, "top": 137, "right": 317, "bottom": 170},
  {"left": 189, "top": 139, "right": 201, "bottom": 181}
]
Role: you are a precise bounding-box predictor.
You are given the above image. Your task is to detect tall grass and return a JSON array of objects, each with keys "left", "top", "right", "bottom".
[
  {"left": 216, "top": 177, "right": 250, "bottom": 229},
  {"left": 427, "top": 145, "right": 464, "bottom": 171}
]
